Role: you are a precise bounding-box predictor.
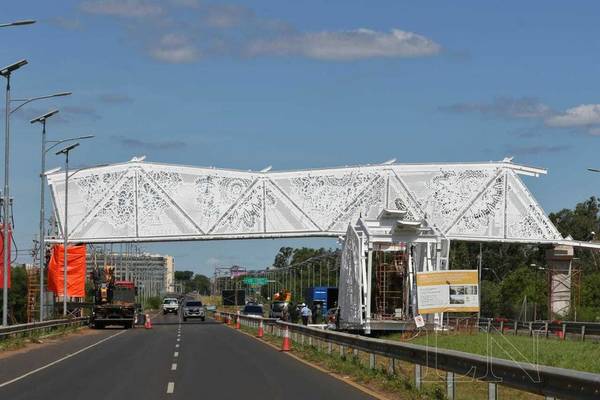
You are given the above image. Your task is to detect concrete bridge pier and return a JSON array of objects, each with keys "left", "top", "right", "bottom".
[{"left": 545, "top": 245, "right": 574, "bottom": 319}]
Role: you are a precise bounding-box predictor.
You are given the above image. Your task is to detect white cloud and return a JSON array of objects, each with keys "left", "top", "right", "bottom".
[
  {"left": 149, "top": 33, "right": 200, "bottom": 63},
  {"left": 545, "top": 104, "right": 600, "bottom": 128},
  {"left": 80, "top": 0, "right": 163, "bottom": 18},
  {"left": 442, "top": 97, "right": 551, "bottom": 119},
  {"left": 246, "top": 28, "right": 441, "bottom": 60},
  {"left": 204, "top": 4, "right": 254, "bottom": 28},
  {"left": 444, "top": 97, "right": 600, "bottom": 135},
  {"left": 81, "top": 2, "right": 441, "bottom": 64}
]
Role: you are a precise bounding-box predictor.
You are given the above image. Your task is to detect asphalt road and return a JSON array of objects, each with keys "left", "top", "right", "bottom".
[{"left": 0, "top": 313, "right": 375, "bottom": 400}]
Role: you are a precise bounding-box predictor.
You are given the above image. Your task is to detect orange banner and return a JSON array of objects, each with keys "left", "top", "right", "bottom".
[
  {"left": 47, "top": 244, "right": 87, "bottom": 297},
  {"left": 0, "top": 225, "right": 11, "bottom": 289}
]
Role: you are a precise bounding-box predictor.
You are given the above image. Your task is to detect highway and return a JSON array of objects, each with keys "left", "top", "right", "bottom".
[{"left": 0, "top": 314, "right": 375, "bottom": 400}]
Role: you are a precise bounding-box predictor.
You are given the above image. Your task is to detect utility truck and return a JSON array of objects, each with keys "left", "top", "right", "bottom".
[{"left": 90, "top": 265, "right": 137, "bottom": 329}]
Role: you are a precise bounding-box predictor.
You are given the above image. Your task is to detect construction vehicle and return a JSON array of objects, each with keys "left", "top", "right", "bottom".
[{"left": 90, "top": 265, "right": 136, "bottom": 329}]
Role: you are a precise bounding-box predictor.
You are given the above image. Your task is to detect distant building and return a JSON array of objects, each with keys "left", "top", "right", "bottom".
[{"left": 86, "top": 250, "right": 174, "bottom": 296}]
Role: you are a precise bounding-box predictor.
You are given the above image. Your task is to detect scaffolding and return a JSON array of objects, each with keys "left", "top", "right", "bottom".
[
  {"left": 373, "top": 250, "right": 409, "bottom": 320},
  {"left": 26, "top": 266, "right": 40, "bottom": 322}
]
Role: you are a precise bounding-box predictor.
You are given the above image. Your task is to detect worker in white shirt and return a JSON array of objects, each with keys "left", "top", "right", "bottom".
[{"left": 300, "top": 303, "right": 312, "bottom": 326}]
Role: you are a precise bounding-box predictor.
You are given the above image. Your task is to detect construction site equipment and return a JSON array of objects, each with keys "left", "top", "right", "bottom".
[{"left": 90, "top": 265, "right": 136, "bottom": 329}]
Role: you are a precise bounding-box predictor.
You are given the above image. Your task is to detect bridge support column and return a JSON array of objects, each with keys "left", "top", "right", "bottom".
[{"left": 545, "top": 245, "right": 574, "bottom": 319}]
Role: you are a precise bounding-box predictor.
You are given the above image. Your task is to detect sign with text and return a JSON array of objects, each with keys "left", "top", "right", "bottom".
[
  {"left": 416, "top": 270, "right": 479, "bottom": 314},
  {"left": 243, "top": 277, "right": 268, "bottom": 286}
]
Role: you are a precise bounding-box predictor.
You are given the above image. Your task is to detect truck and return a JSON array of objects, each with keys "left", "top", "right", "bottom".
[
  {"left": 303, "top": 286, "right": 339, "bottom": 320},
  {"left": 90, "top": 265, "right": 137, "bottom": 329}
]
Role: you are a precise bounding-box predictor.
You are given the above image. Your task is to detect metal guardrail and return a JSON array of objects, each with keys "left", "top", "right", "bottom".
[
  {"left": 214, "top": 311, "right": 600, "bottom": 400},
  {"left": 0, "top": 317, "right": 89, "bottom": 339}
]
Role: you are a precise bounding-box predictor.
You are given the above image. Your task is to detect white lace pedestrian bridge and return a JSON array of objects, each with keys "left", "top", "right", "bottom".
[{"left": 45, "top": 157, "right": 576, "bottom": 246}]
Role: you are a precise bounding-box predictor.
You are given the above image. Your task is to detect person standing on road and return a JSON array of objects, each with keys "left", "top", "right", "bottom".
[{"left": 300, "top": 303, "right": 312, "bottom": 326}]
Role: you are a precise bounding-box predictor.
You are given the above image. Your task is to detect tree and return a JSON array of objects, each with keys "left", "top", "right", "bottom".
[
  {"left": 273, "top": 247, "right": 293, "bottom": 269},
  {"left": 549, "top": 197, "right": 600, "bottom": 241},
  {"left": 191, "top": 274, "right": 210, "bottom": 295},
  {"left": 174, "top": 270, "right": 194, "bottom": 281},
  {"left": 0, "top": 265, "right": 28, "bottom": 323},
  {"left": 550, "top": 197, "right": 600, "bottom": 272}
]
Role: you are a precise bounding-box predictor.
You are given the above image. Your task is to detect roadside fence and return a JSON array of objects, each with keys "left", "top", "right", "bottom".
[
  {"left": 478, "top": 317, "right": 600, "bottom": 341},
  {"left": 0, "top": 317, "right": 89, "bottom": 341}
]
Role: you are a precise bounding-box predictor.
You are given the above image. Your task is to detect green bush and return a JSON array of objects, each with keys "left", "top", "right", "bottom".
[{"left": 145, "top": 296, "right": 161, "bottom": 310}]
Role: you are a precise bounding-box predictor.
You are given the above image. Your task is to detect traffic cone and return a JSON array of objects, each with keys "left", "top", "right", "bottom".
[
  {"left": 144, "top": 314, "right": 152, "bottom": 329},
  {"left": 227, "top": 314, "right": 232, "bottom": 325},
  {"left": 235, "top": 311, "right": 241, "bottom": 329},
  {"left": 257, "top": 319, "right": 264, "bottom": 338},
  {"left": 281, "top": 325, "right": 291, "bottom": 351}
]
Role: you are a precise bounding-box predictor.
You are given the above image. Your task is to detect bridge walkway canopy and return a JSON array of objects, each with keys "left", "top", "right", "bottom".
[{"left": 45, "top": 159, "right": 564, "bottom": 244}]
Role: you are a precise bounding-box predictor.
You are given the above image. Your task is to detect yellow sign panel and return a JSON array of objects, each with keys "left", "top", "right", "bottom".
[
  {"left": 417, "top": 270, "right": 478, "bottom": 286},
  {"left": 416, "top": 270, "right": 479, "bottom": 315}
]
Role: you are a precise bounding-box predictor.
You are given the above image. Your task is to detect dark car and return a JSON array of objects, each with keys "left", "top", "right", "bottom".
[
  {"left": 182, "top": 300, "right": 205, "bottom": 322},
  {"left": 241, "top": 304, "right": 264, "bottom": 317}
]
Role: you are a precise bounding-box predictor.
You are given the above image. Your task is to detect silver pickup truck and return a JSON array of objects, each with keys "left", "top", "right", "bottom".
[{"left": 182, "top": 300, "right": 205, "bottom": 322}]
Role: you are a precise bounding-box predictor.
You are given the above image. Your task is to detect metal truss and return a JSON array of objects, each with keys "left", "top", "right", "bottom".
[{"left": 46, "top": 159, "right": 563, "bottom": 244}]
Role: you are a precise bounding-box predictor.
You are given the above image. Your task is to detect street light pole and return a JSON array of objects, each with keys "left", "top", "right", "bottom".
[
  {"left": 56, "top": 142, "right": 80, "bottom": 316},
  {"left": 1, "top": 59, "right": 28, "bottom": 326},
  {"left": 39, "top": 117, "right": 48, "bottom": 320},
  {"left": 2, "top": 72, "right": 9, "bottom": 326},
  {"left": 30, "top": 109, "right": 59, "bottom": 321}
]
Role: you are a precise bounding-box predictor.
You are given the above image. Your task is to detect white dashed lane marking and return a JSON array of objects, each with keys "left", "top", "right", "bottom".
[
  {"left": 176, "top": 344, "right": 180, "bottom": 348},
  {"left": 171, "top": 363, "right": 177, "bottom": 371},
  {"left": 174, "top": 352, "right": 179, "bottom": 357},
  {"left": 167, "top": 382, "right": 175, "bottom": 394}
]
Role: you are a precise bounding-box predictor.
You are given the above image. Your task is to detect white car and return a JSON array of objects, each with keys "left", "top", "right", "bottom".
[{"left": 162, "top": 298, "right": 179, "bottom": 315}]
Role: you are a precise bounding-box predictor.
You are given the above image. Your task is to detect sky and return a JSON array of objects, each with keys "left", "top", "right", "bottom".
[{"left": 1, "top": 1, "right": 600, "bottom": 275}]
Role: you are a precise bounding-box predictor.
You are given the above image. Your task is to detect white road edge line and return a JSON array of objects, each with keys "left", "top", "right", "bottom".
[
  {"left": 167, "top": 381, "right": 175, "bottom": 394},
  {"left": 171, "top": 363, "right": 177, "bottom": 371},
  {"left": 0, "top": 330, "right": 127, "bottom": 388}
]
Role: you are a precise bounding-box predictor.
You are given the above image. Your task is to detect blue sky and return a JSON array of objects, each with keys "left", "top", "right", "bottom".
[{"left": 2, "top": 1, "right": 600, "bottom": 275}]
